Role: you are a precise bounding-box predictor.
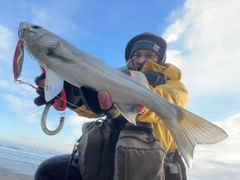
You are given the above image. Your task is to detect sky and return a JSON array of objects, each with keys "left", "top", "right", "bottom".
[{"left": 0, "top": 0, "right": 240, "bottom": 179}]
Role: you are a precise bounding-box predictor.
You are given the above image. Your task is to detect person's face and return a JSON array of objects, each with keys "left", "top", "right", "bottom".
[{"left": 131, "top": 49, "right": 158, "bottom": 70}]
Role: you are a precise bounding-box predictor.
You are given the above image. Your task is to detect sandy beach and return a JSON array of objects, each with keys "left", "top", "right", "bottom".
[{"left": 0, "top": 167, "right": 33, "bottom": 180}]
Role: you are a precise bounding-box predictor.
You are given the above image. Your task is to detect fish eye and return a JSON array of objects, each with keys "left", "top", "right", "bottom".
[{"left": 31, "top": 25, "right": 41, "bottom": 29}]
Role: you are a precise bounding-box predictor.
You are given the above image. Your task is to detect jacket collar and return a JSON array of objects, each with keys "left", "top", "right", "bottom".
[{"left": 126, "top": 59, "right": 182, "bottom": 81}]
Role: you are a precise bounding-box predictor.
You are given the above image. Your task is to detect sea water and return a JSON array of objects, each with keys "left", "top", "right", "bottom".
[{"left": 0, "top": 143, "right": 58, "bottom": 175}]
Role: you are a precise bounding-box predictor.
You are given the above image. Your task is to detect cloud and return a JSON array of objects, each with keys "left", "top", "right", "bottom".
[
  {"left": 162, "top": 1, "right": 240, "bottom": 178},
  {"left": 186, "top": 113, "right": 240, "bottom": 179},
  {"left": 68, "top": 113, "right": 97, "bottom": 137},
  {"left": 28, "top": 2, "right": 80, "bottom": 37},
  {"left": 2, "top": 93, "right": 40, "bottom": 123},
  {"left": 0, "top": 26, "right": 14, "bottom": 63},
  {"left": 0, "top": 26, "right": 15, "bottom": 79},
  {"left": 163, "top": 0, "right": 240, "bottom": 97},
  {"left": 217, "top": 113, "right": 240, "bottom": 136},
  {"left": 164, "top": 20, "right": 187, "bottom": 43}
]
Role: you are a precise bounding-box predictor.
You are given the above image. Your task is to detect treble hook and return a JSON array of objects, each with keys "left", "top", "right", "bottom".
[{"left": 41, "top": 103, "right": 65, "bottom": 135}]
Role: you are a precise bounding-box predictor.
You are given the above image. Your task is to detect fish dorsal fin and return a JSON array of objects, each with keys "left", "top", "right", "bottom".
[
  {"left": 115, "top": 103, "right": 139, "bottom": 125},
  {"left": 122, "top": 70, "right": 149, "bottom": 87},
  {"left": 44, "top": 66, "right": 64, "bottom": 102}
]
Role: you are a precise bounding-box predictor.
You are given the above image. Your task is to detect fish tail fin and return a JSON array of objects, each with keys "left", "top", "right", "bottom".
[{"left": 166, "top": 106, "right": 228, "bottom": 168}]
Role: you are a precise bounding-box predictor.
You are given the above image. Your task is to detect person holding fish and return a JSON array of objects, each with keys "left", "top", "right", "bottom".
[{"left": 33, "top": 32, "right": 189, "bottom": 180}]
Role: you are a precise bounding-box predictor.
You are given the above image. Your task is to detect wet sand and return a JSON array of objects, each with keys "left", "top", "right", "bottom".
[{"left": 0, "top": 167, "right": 33, "bottom": 180}]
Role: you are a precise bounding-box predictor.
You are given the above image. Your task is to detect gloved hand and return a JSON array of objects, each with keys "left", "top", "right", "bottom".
[
  {"left": 143, "top": 71, "right": 167, "bottom": 88},
  {"left": 34, "top": 73, "right": 83, "bottom": 109},
  {"left": 80, "top": 87, "right": 120, "bottom": 119},
  {"left": 34, "top": 73, "right": 51, "bottom": 106}
]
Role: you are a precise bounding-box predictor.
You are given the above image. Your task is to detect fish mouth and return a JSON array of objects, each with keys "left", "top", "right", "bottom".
[
  {"left": 18, "top": 22, "right": 30, "bottom": 39},
  {"left": 18, "top": 22, "right": 24, "bottom": 39},
  {"left": 18, "top": 22, "right": 42, "bottom": 39}
]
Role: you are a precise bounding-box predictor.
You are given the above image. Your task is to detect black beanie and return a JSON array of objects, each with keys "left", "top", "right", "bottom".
[{"left": 125, "top": 32, "right": 167, "bottom": 64}]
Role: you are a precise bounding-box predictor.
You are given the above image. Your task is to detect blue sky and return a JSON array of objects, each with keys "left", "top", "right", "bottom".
[{"left": 0, "top": 0, "right": 240, "bottom": 179}]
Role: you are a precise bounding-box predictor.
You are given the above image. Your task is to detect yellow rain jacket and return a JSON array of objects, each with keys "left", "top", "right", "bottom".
[{"left": 73, "top": 60, "right": 188, "bottom": 152}]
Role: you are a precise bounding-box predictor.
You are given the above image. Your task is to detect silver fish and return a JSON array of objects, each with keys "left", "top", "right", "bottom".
[{"left": 18, "top": 21, "right": 228, "bottom": 168}]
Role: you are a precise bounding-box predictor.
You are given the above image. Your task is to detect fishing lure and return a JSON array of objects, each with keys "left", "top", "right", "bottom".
[
  {"left": 13, "top": 39, "right": 24, "bottom": 80},
  {"left": 12, "top": 39, "right": 66, "bottom": 135}
]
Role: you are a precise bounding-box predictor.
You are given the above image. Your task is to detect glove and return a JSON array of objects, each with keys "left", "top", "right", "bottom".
[
  {"left": 34, "top": 73, "right": 50, "bottom": 106},
  {"left": 80, "top": 86, "right": 120, "bottom": 118},
  {"left": 143, "top": 71, "right": 167, "bottom": 88},
  {"left": 34, "top": 73, "right": 83, "bottom": 109}
]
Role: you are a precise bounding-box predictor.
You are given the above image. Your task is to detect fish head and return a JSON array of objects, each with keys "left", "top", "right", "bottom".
[
  {"left": 18, "top": 22, "right": 59, "bottom": 48},
  {"left": 18, "top": 22, "right": 60, "bottom": 66}
]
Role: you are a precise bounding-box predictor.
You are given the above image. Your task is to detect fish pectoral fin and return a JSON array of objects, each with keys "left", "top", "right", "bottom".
[
  {"left": 115, "top": 103, "right": 139, "bottom": 125},
  {"left": 166, "top": 106, "right": 228, "bottom": 168},
  {"left": 122, "top": 70, "right": 149, "bottom": 87},
  {"left": 47, "top": 48, "right": 75, "bottom": 64},
  {"left": 44, "top": 66, "right": 64, "bottom": 102}
]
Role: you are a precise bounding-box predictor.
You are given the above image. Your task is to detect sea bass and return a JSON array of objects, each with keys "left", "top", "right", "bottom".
[{"left": 18, "top": 21, "right": 227, "bottom": 167}]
